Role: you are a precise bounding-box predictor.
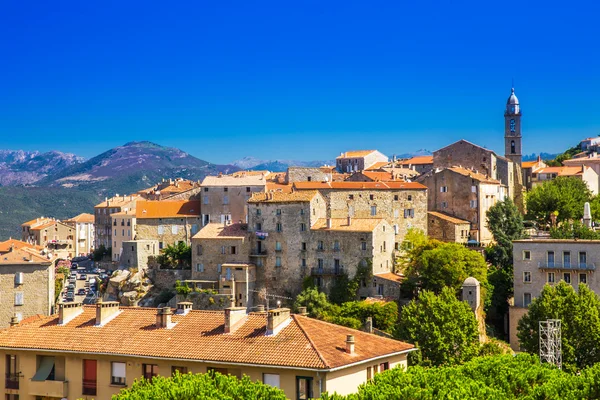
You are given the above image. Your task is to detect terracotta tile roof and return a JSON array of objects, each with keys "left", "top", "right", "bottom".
[
  {"left": 293, "top": 181, "right": 427, "bottom": 190},
  {"left": 248, "top": 191, "right": 318, "bottom": 203},
  {"left": 201, "top": 174, "right": 267, "bottom": 187},
  {"left": 400, "top": 155, "right": 433, "bottom": 165},
  {"left": 21, "top": 217, "right": 53, "bottom": 228},
  {"left": 446, "top": 167, "right": 500, "bottom": 184},
  {"left": 266, "top": 182, "right": 294, "bottom": 193},
  {"left": 336, "top": 150, "right": 379, "bottom": 159},
  {"left": 95, "top": 195, "right": 140, "bottom": 208},
  {"left": 0, "top": 239, "right": 44, "bottom": 253},
  {"left": 136, "top": 200, "right": 201, "bottom": 219},
  {"left": 427, "top": 211, "right": 471, "bottom": 225},
  {"left": 364, "top": 161, "right": 390, "bottom": 171},
  {"left": 30, "top": 220, "right": 71, "bottom": 231},
  {"left": 319, "top": 166, "right": 337, "bottom": 173},
  {"left": 139, "top": 180, "right": 200, "bottom": 197},
  {"left": 521, "top": 161, "right": 539, "bottom": 169},
  {"left": 64, "top": 213, "right": 95, "bottom": 224},
  {"left": 311, "top": 218, "right": 385, "bottom": 232},
  {"left": 0, "top": 247, "right": 52, "bottom": 265},
  {"left": 536, "top": 166, "right": 584, "bottom": 176},
  {"left": 374, "top": 272, "right": 404, "bottom": 283},
  {"left": 360, "top": 171, "right": 396, "bottom": 182},
  {"left": 332, "top": 173, "right": 351, "bottom": 182},
  {"left": 194, "top": 223, "right": 249, "bottom": 239},
  {"left": 0, "top": 306, "right": 413, "bottom": 370}
]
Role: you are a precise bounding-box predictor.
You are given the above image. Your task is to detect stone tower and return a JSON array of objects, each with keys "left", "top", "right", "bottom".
[{"left": 504, "top": 87, "right": 522, "bottom": 166}]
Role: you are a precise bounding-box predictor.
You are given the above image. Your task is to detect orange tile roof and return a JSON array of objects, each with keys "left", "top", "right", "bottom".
[
  {"left": 336, "top": 150, "right": 379, "bottom": 159},
  {"left": 64, "top": 213, "right": 95, "bottom": 224},
  {"left": 446, "top": 167, "right": 500, "bottom": 184},
  {"left": 0, "top": 247, "right": 52, "bottom": 264},
  {"left": 266, "top": 182, "right": 294, "bottom": 193},
  {"left": 311, "top": 218, "right": 385, "bottom": 232},
  {"left": 194, "top": 223, "right": 249, "bottom": 239},
  {"left": 139, "top": 180, "right": 200, "bottom": 197},
  {"left": 202, "top": 174, "right": 267, "bottom": 187},
  {"left": 364, "top": 161, "right": 390, "bottom": 171},
  {"left": 0, "top": 306, "right": 414, "bottom": 370},
  {"left": 30, "top": 221, "right": 67, "bottom": 231},
  {"left": 374, "top": 272, "right": 404, "bottom": 283},
  {"left": 248, "top": 190, "right": 318, "bottom": 203},
  {"left": 136, "top": 200, "right": 201, "bottom": 219},
  {"left": 536, "top": 166, "right": 584, "bottom": 176},
  {"left": 400, "top": 155, "right": 433, "bottom": 165},
  {"left": 427, "top": 211, "right": 471, "bottom": 225},
  {"left": 0, "top": 239, "right": 43, "bottom": 253},
  {"left": 521, "top": 161, "right": 538, "bottom": 169},
  {"left": 360, "top": 171, "right": 397, "bottom": 181},
  {"left": 95, "top": 195, "right": 140, "bottom": 208},
  {"left": 293, "top": 181, "right": 427, "bottom": 190},
  {"left": 21, "top": 217, "right": 53, "bottom": 227}
]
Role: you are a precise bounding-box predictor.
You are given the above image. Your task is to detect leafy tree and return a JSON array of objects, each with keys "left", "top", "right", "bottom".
[
  {"left": 550, "top": 220, "right": 600, "bottom": 239},
  {"left": 526, "top": 177, "right": 592, "bottom": 224},
  {"left": 113, "top": 371, "right": 286, "bottom": 399},
  {"left": 395, "top": 288, "right": 480, "bottom": 366},
  {"left": 92, "top": 245, "right": 110, "bottom": 261},
  {"left": 486, "top": 197, "right": 524, "bottom": 270},
  {"left": 485, "top": 267, "right": 513, "bottom": 338},
  {"left": 338, "top": 301, "right": 398, "bottom": 332},
  {"left": 517, "top": 282, "right": 600, "bottom": 370},
  {"left": 156, "top": 242, "right": 192, "bottom": 269},
  {"left": 329, "top": 272, "right": 357, "bottom": 305},
  {"left": 294, "top": 287, "right": 331, "bottom": 318}
]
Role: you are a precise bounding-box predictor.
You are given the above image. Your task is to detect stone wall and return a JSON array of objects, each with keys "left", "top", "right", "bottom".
[
  {"left": 285, "top": 167, "right": 330, "bottom": 184},
  {"left": 148, "top": 268, "right": 192, "bottom": 291},
  {"left": 200, "top": 184, "right": 265, "bottom": 225},
  {"left": 136, "top": 216, "right": 202, "bottom": 247},
  {"left": 427, "top": 212, "right": 470, "bottom": 243},
  {"left": 434, "top": 140, "right": 496, "bottom": 179},
  {"left": 174, "top": 291, "right": 233, "bottom": 310},
  {"left": 191, "top": 235, "right": 250, "bottom": 281},
  {"left": 120, "top": 240, "right": 159, "bottom": 269}
]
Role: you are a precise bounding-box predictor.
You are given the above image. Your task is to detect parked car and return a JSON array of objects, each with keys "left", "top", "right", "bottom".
[
  {"left": 67, "top": 284, "right": 75, "bottom": 291},
  {"left": 72, "top": 256, "right": 89, "bottom": 263},
  {"left": 71, "top": 264, "right": 79, "bottom": 270},
  {"left": 77, "top": 288, "right": 86, "bottom": 296},
  {"left": 79, "top": 274, "right": 87, "bottom": 280}
]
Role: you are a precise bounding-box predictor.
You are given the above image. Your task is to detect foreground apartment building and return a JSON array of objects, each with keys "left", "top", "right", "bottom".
[
  {"left": 509, "top": 239, "right": 600, "bottom": 350},
  {"left": 0, "top": 302, "right": 414, "bottom": 400}
]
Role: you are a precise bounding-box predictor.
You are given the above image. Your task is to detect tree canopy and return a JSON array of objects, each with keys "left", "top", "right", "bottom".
[
  {"left": 156, "top": 242, "right": 192, "bottom": 269},
  {"left": 486, "top": 197, "right": 524, "bottom": 270},
  {"left": 526, "top": 177, "right": 592, "bottom": 224},
  {"left": 395, "top": 287, "right": 480, "bottom": 366},
  {"left": 113, "top": 371, "right": 287, "bottom": 400},
  {"left": 550, "top": 220, "right": 600, "bottom": 239},
  {"left": 517, "top": 281, "right": 600, "bottom": 370}
]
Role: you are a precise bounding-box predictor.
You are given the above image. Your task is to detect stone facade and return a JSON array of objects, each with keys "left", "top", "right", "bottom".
[
  {"left": 94, "top": 195, "right": 139, "bottom": 249},
  {"left": 427, "top": 211, "right": 471, "bottom": 243},
  {"left": 200, "top": 174, "right": 267, "bottom": 226},
  {"left": 135, "top": 217, "right": 201, "bottom": 249},
  {"left": 510, "top": 239, "right": 600, "bottom": 350},
  {"left": 336, "top": 150, "right": 388, "bottom": 173},
  {"left": 285, "top": 167, "right": 331, "bottom": 184},
  {"left": 119, "top": 239, "right": 159, "bottom": 270}
]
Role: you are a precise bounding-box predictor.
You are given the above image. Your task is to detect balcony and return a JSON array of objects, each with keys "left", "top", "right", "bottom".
[
  {"left": 311, "top": 267, "right": 345, "bottom": 276},
  {"left": 29, "top": 379, "right": 68, "bottom": 397},
  {"left": 5, "top": 373, "right": 19, "bottom": 389},
  {"left": 250, "top": 250, "right": 268, "bottom": 257},
  {"left": 538, "top": 262, "right": 596, "bottom": 271},
  {"left": 83, "top": 379, "right": 97, "bottom": 396}
]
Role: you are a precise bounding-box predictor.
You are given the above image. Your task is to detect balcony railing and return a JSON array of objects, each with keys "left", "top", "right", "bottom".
[
  {"left": 538, "top": 262, "right": 596, "bottom": 270},
  {"left": 250, "top": 250, "right": 268, "bottom": 257},
  {"left": 82, "top": 379, "right": 97, "bottom": 396},
  {"left": 311, "top": 267, "right": 345, "bottom": 276},
  {"left": 29, "top": 379, "right": 68, "bottom": 397},
  {"left": 5, "top": 373, "right": 19, "bottom": 389}
]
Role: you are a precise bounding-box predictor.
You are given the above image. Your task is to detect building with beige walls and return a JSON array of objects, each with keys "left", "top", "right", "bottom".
[
  {"left": 336, "top": 150, "right": 388, "bottom": 173},
  {"left": 0, "top": 240, "right": 55, "bottom": 328},
  {"left": 135, "top": 200, "right": 201, "bottom": 250},
  {"left": 0, "top": 302, "right": 414, "bottom": 400},
  {"left": 94, "top": 195, "right": 139, "bottom": 250},
  {"left": 531, "top": 166, "right": 599, "bottom": 194},
  {"left": 419, "top": 167, "right": 505, "bottom": 244},
  {"left": 110, "top": 210, "right": 136, "bottom": 262},
  {"left": 21, "top": 218, "right": 75, "bottom": 259},
  {"left": 427, "top": 211, "right": 471, "bottom": 243},
  {"left": 509, "top": 239, "right": 600, "bottom": 351},
  {"left": 64, "top": 213, "right": 95, "bottom": 256},
  {"left": 200, "top": 173, "right": 267, "bottom": 226},
  {"left": 521, "top": 157, "right": 546, "bottom": 190}
]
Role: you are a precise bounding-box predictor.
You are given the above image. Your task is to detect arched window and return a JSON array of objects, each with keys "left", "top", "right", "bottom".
[{"left": 511, "top": 140, "right": 516, "bottom": 154}]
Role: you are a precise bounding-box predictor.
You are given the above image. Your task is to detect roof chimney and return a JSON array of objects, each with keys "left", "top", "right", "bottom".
[
  {"left": 9, "top": 314, "right": 19, "bottom": 327},
  {"left": 326, "top": 218, "right": 332, "bottom": 229},
  {"left": 297, "top": 306, "right": 308, "bottom": 316},
  {"left": 266, "top": 308, "right": 291, "bottom": 336},
  {"left": 95, "top": 300, "right": 121, "bottom": 326},
  {"left": 176, "top": 302, "right": 193, "bottom": 315},
  {"left": 58, "top": 302, "right": 83, "bottom": 325},
  {"left": 347, "top": 216, "right": 352, "bottom": 226},
  {"left": 255, "top": 304, "right": 265, "bottom": 313},
  {"left": 224, "top": 307, "right": 247, "bottom": 333},
  {"left": 364, "top": 317, "right": 373, "bottom": 333},
  {"left": 345, "top": 334, "right": 355, "bottom": 354},
  {"left": 156, "top": 307, "right": 175, "bottom": 329}
]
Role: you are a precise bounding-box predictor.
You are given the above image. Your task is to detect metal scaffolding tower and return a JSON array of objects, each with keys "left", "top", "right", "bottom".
[{"left": 539, "top": 319, "right": 562, "bottom": 369}]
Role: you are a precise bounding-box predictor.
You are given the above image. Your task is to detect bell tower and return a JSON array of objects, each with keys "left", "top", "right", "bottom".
[{"left": 504, "top": 87, "right": 522, "bottom": 165}]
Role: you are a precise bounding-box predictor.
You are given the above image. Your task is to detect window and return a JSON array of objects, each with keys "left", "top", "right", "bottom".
[
  {"left": 231, "top": 246, "right": 236, "bottom": 254},
  {"left": 255, "top": 223, "right": 262, "bottom": 231},
  {"left": 204, "top": 187, "right": 209, "bottom": 192},
  {"left": 276, "top": 223, "right": 282, "bottom": 232},
  {"left": 379, "top": 362, "right": 390, "bottom": 371},
  {"left": 256, "top": 209, "right": 261, "bottom": 216},
  {"left": 471, "top": 185, "right": 476, "bottom": 193},
  {"left": 408, "top": 195, "right": 412, "bottom": 201},
  {"left": 196, "top": 263, "right": 204, "bottom": 272},
  {"left": 217, "top": 264, "right": 222, "bottom": 273},
  {"left": 203, "top": 196, "right": 209, "bottom": 205},
  {"left": 172, "top": 225, "right": 178, "bottom": 234},
  {"left": 245, "top": 186, "right": 251, "bottom": 192},
  {"left": 223, "top": 195, "right": 229, "bottom": 205},
  {"left": 394, "top": 209, "right": 399, "bottom": 218},
  {"left": 404, "top": 209, "right": 414, "bottom": 218},
  {"left": 275, "top": 257, "right": 282, "bottom": 267},
  {"left": 300, "top": 209, "right": 305, "bottom": 215},
  {"left": 470, "top": 200, "right": 477, "bottom": 208},
  {"left": 301, "top": 258, "right": 306, "bottom": 267},
  {"left": 14, "top": 292, "right": 23, "bottom": 306},
  {"left": 301, "top": 242, "right": 307, "bottom": 251},
  {"left": 276, "top": 209, "right": 282, "bottom": 215},
  {"left": 158, "top": 225, "right": 164, "bottom": 235},
  {"left": 548, "top": 272, "right": 555, "bottom": 283},
  {"left": 547, "top": 251, "right": 555, "bottom": 267},
  {"left": 317, "top": 241, "right": 324, "bottom": 250},
  {"left": 159, "top": 242, "right": 164, "bottom": 250},
  {"left": 523, "top": 293, "right": 532, "bottom": 307},
  {"left": 523, "top": 271, "right": 531, "bottom": 283},
  {"left": 300, "top": 223, "right": 306, "bottom": 231},
  {"left": 172, "top": 366, "right": 188, "bottom": 375},
  {"left": 221, "top": 246, "right": 226, "bottom": 255},
  {"left": 369, "top": 194, "right": 374, "bottom": 200},
  {"left": 333, "top": 241, "right": 340, "bottom": 251},
  {"left": 143, "top": 364, "right": 158, "bottom": 381},
  {"left": 296, "top": 376, "right": 313, "bottom": 400},
  {"left": 275, "top": 241, "right": 282, "bottom": 251},
  {"left": 223, "top": 187, "right": 228, "bottom": 192},
  {"left": 317, "top": 258, "right": 324, "bottom": 268},
  {"left": 563, "top": 251, "right": 571, "bottom": 268},
  {"left": 580, "top": 273, "right": 588, "bottom": 284},
  {"left": 197, "top": 245, "right": 203, "bottom": 255},
  {"left": 349, "top": 194, "right": 354, "bottom": 200},
  {"left": 441, "top": 201, "right": 448, "bottom": 209},
  {"left": 394, "top": 195, "right": 399, "bottom": 201},
  {"left": 263, "top": 373, "right": 280, "bottom": 388},
  {"left": 580, "top": 252, "right": 587, "bottom": 267},
  {"left": 371, "top": 206, "right": 377, "bottom": 216},
  {"left": 83, "top": 359, "right": 97, "bottom": 395},
  {"left": 361, "top": 241, "right": 367, "bottom": 251},
  {"left": 440, "top": 186, "right": 448, "bottom": 192},
  {"left": 564, "top": 272, "right": 571, "bottom": 284},
  {"left": 523, "top": 250, "right": 531, "bottom": 260},
  {"left": 5, "top": 355, "right": 18, "bottom": 390}
]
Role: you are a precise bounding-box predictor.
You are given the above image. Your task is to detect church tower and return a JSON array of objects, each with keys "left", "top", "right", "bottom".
[{"left": 504, "top": 87, "right": 522, "bottom": 166}]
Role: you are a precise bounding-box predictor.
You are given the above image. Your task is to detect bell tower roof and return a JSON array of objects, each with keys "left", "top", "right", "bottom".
[{"left": 506, "top": 87, "right": 519, "bottom": 105}]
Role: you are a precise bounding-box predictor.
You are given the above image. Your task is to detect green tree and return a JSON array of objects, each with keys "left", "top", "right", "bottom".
[
  {"left": 550, "top": 220, "right": 600, "bottom": 239},
  {"left": 526, "top": 177, "right": 592, "bottom": 224},
  {"left": 395, "top": 288, "right": 480, "bottom": 366},
  {"left": 486, "top": 197, "right": 524, "bottom": 270},
  {"left": 294, "top": 287, "right": 331, "bottom": 318},
  {"left": 157, "top": 242, "right": 192, "bottom": 269},
  {"left": 113, "top": 371, "right": 286, "bottom": 399},
  {"left": 517, "top": 281, "right": 600, "bottom": 370}
]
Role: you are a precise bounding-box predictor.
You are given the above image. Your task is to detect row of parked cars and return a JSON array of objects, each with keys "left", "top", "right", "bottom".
[{"left": 63, "top": 272, "right": 98, "bottom": 302}]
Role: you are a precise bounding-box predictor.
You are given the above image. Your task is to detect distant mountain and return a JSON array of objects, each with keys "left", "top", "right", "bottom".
[
  {"left": 232, "top": 157, "right": 334, "bottom": 172},
  {"left": 394, "top": 149, "right": 432, "bottom": 159},
  {"left": 0, "top": 150, "right": 83, "bottom": 186},
  {"left": 522, "top": 152, "right": 560, "bottom": 162}
]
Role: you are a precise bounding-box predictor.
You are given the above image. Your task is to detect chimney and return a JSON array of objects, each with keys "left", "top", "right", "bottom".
[
  {"left": 58, "top": 302, "right": 83, "bottom": 325},
  {"left": 364, "top": 317, "right": 373, "bottom": 333},
  {"left": 326, "top": 218, "right": 332, "bottom": 229},
  {"left": 155, "top": 307, "right": 175, "bottom": 329},
  {"left": 255, "top": 304, "right": 265, "bottom": 312},
  {"left": 224, "top": 307, "right": 247, "bottom": 333},
  {"left": 266, "top": 308, "right": 291, "bottom": 336},
  {"left": 347, "top": 216, "right": 352, "bottom": 226},
  {"left": 176, "top": 302, "right": 193, "bottom": 315},
  {"left": 297, "top": 306, "right": 308, "bottom": 316},
  {"left": 95, "top": 300, "right": 121, "bottom": 326},
  {"left": 9, "top": 314, "right": 19, "bottom": 327},
  {"left": 345, "top": 334, "right": 355, "bottom": 354}
]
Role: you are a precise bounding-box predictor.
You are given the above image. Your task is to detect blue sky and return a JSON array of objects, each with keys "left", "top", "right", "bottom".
[{"left": 1, "top": 1, "right": 599, "bottom": 163}]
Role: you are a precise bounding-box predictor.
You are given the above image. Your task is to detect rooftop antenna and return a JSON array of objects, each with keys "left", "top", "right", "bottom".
[{"left": 512, "top": 77, "right": 515, "bottom": 90}]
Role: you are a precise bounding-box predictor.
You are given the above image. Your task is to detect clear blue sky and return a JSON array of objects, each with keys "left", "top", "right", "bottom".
[{"left": 1, "top": 1, "right": 599, "bottom": 163}]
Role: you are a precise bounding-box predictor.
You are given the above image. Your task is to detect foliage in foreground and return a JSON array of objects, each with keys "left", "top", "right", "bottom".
[
  {"left": 320, "top": 354, "right": 600, "bottom": 400},
  {"left": 112, "top": 371, "right": 286, "bottom": 400},
  {"left": 526, "top": 177, "right": 592, "bottom": 224}
]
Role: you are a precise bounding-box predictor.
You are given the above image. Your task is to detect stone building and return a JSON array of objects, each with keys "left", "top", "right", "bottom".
[
  {"left": 0, "top": 241, "right": 55, "bottom": 328},
  {"left": 427, "top": 211, "right": 471, "bottom": 243},
  {"left": 293, "top": 181, "right": 428, "bottom": 249},
  {"left": 64, "top": 213, "right": 95, "bottom": 256},
  {"left": 135, "top": 200, "right": 201, "bottom": 250},
  {"left": 336, "top": 150, "right": 388, "bottom": 173},
  {"left": 419, "top": 167, "right": 505, "bottom": 244},
  {"left": 94, "top": 195, "right": 139, "bottom": 249},
  {"left": 119, "top": 240, "right": 159, "bottom": 270},
  {"left": 137, "top": 178, "right": 202, "bottom": 201},
  {"left": 21, "top": 218, "right": 75, "bottom": 259},
  {"left": 509, "top": 239, "right": 600, "bottom": 351},
  {"left": 200, "top": 173, "right": 267, "bottom": 226},
  {"left": 399, "top": 155, "right": 434, "bottom": 175},
  {"left": 521, "top": 157, "right": 547, "bottom": 190},
  {"left": 110, "top": 211, "right": 136, "bottom": 262},
  {"left": 285, "top": 167, "right": 331, "bottom": 184}
]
